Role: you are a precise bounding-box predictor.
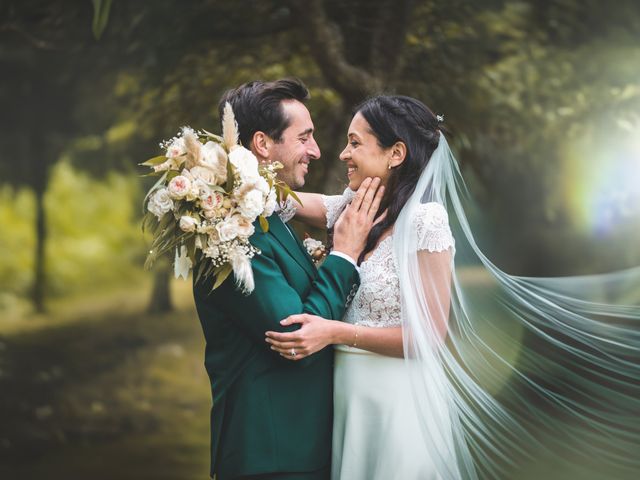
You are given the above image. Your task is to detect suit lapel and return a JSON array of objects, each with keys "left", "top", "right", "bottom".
[{"left": 266, "top": 215, "right": 317, "bottom": 279}]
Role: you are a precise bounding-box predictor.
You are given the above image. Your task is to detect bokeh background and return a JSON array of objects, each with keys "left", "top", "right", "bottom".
[{"left": 1, "top": 1, "right": 639, "bottom": 479}]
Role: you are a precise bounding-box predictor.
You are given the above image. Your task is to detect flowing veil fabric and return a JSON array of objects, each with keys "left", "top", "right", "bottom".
[{"left": 393, "top": 133, "right": 640, "bottom": 479}]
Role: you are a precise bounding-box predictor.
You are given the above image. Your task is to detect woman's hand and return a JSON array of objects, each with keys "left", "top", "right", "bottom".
[{"left": 265, "top": 314, "right": 343, "bottom": 361}]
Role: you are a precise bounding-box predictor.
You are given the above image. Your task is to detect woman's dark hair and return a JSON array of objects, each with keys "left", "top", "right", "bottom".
[
  {"left": 218, "top": 78, "right": 310, "bottom": 147},
  {"left": 355, "top": 95, "right": 441, "bottom": 264}
]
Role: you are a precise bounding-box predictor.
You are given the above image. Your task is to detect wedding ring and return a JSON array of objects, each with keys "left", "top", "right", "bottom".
[{"left": 290, "top": 348, "right": 297, "bottom": 357}]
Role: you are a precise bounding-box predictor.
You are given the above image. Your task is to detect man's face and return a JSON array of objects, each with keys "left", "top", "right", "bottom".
[{"left": 269, "top": 100, "right": 321, "bottom": 189}]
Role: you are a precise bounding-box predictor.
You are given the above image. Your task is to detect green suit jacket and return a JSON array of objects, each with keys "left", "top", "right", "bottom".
[{"left": 193, "top": 214, "right": 359, "bottom": 479}]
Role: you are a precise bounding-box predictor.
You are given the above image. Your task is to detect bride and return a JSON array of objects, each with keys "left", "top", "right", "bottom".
[{"left": 265, "top": 95, "right": 640, "bottom": 479}]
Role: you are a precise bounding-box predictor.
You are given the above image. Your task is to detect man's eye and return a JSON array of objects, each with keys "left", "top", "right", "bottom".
[{"left": 300, "top": 137, "right": 308, "bottom": 143}]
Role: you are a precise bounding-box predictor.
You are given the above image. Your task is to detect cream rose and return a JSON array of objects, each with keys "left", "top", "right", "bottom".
[
  {"left": 189, "top": 166, "right": 217, "bottom": 185},
  {"left": 147, "top": 188, "right": 174, "bottom": 219},
  {"left": 200, "top": 189, "right": 224, "bottom": 211},
  {"left": 216, "top": 218, "right": 239, "bottom": 242},
  {"left": 179, "top": 215, "right": 198, "bottom": 233},
  {"left": 232, "top": 214, "right": 255, "bottom": 238},
  {"left": 168, "top": 175, "right": 192, "bottom": 199}
]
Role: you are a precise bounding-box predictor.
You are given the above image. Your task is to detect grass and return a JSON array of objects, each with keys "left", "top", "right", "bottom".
[{"left": 0, "top": 279, "right": 211, "bottom": 480}]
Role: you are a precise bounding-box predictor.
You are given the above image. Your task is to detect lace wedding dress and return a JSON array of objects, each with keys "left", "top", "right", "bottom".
[{"left": 323, "top": 191, "right": 456, "bottom": 480}]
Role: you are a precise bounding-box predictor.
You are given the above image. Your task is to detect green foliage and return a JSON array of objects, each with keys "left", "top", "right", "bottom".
[
  {"left": 0, "top": 187, "right": 36, "bottom": 299},
  {"left": 0, "top": 161, "right": 147, "bottom": 303},
  {"left": 91, "top": 0, "right": 113, "bottom": 40}
]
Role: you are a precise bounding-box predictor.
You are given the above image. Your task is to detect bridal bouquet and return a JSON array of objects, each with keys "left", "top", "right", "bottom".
[{"left": 142, "top": 103, "right": 294, "bottom": 294}]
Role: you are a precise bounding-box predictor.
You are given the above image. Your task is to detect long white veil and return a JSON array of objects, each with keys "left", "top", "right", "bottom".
[{"left": 394, "top": 133, "right": 640, "bottom": 479}]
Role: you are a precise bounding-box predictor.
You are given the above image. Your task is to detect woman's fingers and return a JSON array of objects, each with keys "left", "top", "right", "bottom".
[
  {"left": 367, "top": 185, "right": 385, "bottom": 220},
  {"left": 349, "top": 177, "right": 372, "bottom": 211},
  {"left": 358, "top": 177, "right": 381, "bottom": 215}
]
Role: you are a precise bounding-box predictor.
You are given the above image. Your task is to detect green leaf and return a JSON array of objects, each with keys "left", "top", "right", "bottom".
[
  {"left": 91, "top": 0, "right": 113, "bottom": 40},
  {"left": 288, "top": 189, "right": 302, "bottom": 205},
  {"left": 259, "top": 215, "right": 269, "bottom": 232},
  {"left": 226, "top": 161, "right": 235, "bottom": 192},
  {"left": 202, "top": 130, "right": 224, "bottom": 142},
  {"left": 140, "top": 155, "right": 168, "bottom": 167},
  {"left": 212, "top": 264, "right": 233, "bottom": 290}
]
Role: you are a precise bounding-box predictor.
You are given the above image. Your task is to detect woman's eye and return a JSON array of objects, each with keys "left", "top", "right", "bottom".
[{"left": 350, "top": 141, "right": 359, "bottom": 147}]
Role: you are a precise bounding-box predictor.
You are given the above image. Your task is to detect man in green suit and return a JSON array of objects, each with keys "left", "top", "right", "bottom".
[{"left": 193, "top": 79, "right": 382, "bottom": 480}]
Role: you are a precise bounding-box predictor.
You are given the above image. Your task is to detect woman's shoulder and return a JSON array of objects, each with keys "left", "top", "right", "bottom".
[
  {"left": 411, "top": 202, "right": 454, "bottom": 253},
  {"left": 412, "top": 202, "right": 450, "bottom": 228}
]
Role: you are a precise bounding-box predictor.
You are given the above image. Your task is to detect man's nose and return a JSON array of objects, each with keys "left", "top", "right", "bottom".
[{"left": 307, "top": 137, "right": 321, "bottom": 160}]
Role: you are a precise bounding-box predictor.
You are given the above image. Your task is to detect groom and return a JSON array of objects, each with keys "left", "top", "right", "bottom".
[{"left": 193, "top": 78, "right": 381, "bottom": 480}]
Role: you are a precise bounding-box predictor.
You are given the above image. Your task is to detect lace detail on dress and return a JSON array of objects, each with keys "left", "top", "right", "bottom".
[
  {"left": 414, "top": 202, "right": 455, "bottom": 253},
  {"left": 276, "top": 196, "right": 297, "bottom": 223},
  {"left": 322, "top": 188, "right": 356, "bottom": 228},
  {"left": 343, "top": 202, "right": 454, "bottom": 328}
]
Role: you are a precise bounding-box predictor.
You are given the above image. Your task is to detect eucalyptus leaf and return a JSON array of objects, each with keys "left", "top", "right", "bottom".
[
  {"left": 212, "top": 264, "right": 233, "bottom": 290},
  {"left": 259, "top": 215, "right": 269, "bottom": 233},
  {"left": 140, "top": 155, "right": 168, "bottom": 167}
]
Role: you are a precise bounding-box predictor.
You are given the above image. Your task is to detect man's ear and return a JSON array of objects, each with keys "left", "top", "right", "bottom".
[
  {"left": 252, "top": 131, "right": 272, "bottom": 162},
  {"left": 389, "top": 141, "right": 407, "bottom": 168}
]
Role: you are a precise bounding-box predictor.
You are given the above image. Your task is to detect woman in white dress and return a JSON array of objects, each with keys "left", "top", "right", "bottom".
[
  {"left": 267, "top": 96, "right": 457, "bottom": 479},
  {"left": 266, "top": 95, "right": 640, "bottom": 480}
]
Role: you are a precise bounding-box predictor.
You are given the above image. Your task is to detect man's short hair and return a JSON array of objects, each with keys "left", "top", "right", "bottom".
[{"left": 218, "top": 78, "right": 310, "bottom": 148}]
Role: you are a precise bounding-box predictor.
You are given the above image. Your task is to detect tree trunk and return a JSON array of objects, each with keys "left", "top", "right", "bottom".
[
  {"left": 32, "top": 178, "right": 47, "bottom": 313},
  {"left": 147, "top": 258, "right": 173, "bottom": 313}
]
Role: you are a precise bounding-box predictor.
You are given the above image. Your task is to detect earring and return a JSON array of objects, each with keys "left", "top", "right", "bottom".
[{"left": 387, "top": 163, "right": 392, "bottom": 170}]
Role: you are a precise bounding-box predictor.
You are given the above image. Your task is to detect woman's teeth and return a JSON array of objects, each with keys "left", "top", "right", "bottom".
[{"left": 347, "top": 167, "right": 357, "bottom": 175}]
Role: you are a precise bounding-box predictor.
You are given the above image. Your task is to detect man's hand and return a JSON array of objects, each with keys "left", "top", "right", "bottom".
[
  {"left": 332, "top": 177, "right": 385, "bottom": 261},
  {"left": 265, "top": 314, "right": 344, "bottom": 361}
]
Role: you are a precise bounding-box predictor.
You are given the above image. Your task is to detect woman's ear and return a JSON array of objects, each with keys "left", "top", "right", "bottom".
[
  {"left": 251, "top": 131, "right": 271, "bottom": 161},
  {"left": 389, "top": 141, "right": 407, "bottom": 168}
]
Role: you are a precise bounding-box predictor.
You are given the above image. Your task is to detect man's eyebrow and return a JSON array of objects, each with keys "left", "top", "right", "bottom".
[{"left": 298, "top": 128, "right": 313, "bottom": 137}]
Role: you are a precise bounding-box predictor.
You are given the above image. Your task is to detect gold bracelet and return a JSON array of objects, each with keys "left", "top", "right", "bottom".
[{"left": 352, "top": 324, "right": 359, "bottom": 348}]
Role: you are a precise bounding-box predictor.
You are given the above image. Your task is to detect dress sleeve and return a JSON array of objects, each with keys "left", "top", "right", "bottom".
[
  {"left": 414, "top": 202, "right": 455, "bottom": 253},
  {"left": 322, "top": 188, "right": 356, "bottom": 229}
]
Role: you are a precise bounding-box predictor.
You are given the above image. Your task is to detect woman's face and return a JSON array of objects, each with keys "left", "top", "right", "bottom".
[{"left": 339, "top": 112, "right": 392, "bottom": 190}]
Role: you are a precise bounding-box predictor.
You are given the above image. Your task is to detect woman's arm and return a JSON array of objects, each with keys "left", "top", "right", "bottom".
[
  {"left": 416, "top": 248, "right": 453, "bottom": 341},
  {"left": 265, "top": 248, "right": 453, "bottom": 360},
  {"left": 291, "top": 192, "right": 327, "bottom": 229},
  {"left": 265, "top": 315, "right": 404, "bottom": 359}
]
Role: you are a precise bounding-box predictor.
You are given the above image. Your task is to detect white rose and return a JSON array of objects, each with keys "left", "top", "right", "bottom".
[
  {"left": 168, "top": 175, "right": 192, "bottom": 199},
  {"left": 263, "top": 191, "right": 277, "bottom": 217},
  {"left": 238, "top": 188, "right": 264, "bottom": 219},
  {"left": 179, "top": 215, "right": 198, "bottom": 232},
  {"left": 231, "top": 214, "right": 255, "bottom": 238},
  {"left": 229, "top": 147, "right": 260, "bottom": 183},
  {"left": 147, "top": 188, "right": 174, "bottom": 219},
  {"left": 216, "top": 218, "right": 239, "bottom": 242}
]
